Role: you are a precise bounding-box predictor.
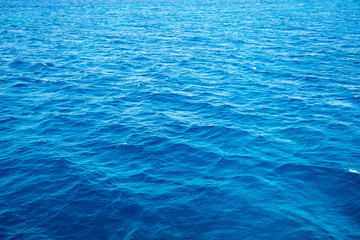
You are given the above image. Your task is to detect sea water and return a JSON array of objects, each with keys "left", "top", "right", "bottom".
[{"left": 1, "top": 0, "right": 360, "bottom": 239}]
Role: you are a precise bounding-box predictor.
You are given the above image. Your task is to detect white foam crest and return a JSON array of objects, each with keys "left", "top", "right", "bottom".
[{"left": 348, "top": 169, "right": 359, "bottom": 174}]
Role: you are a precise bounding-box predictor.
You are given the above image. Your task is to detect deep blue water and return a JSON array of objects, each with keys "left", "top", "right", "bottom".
[{"left": 1, "top": 0, "right": 360, "bottom": 239}]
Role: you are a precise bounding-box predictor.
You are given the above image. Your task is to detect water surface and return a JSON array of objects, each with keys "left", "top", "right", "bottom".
[{"left": 1, "top": 0, "right": 360, "bottom": 239}]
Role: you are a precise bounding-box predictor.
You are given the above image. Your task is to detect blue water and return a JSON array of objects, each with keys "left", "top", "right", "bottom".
[{"left": 1, "top": 0, "right": 360, "bottom": 239}]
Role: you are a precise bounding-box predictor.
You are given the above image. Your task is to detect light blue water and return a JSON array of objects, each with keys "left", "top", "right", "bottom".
[{"left": 1, "top": 0, "right": 360, "bottom": 239}]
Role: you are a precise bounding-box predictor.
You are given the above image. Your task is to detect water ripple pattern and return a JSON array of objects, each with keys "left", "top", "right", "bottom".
[{"left": 1, "top": 0, "right": 360, "bottom": 239}]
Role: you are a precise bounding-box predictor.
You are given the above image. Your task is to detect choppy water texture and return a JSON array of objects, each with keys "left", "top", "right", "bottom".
[{"left": 1, "top": 0, "right": 360, "bottom": 239}]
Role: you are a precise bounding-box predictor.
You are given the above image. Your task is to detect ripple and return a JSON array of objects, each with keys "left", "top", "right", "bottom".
[{"left": 1, "top": 0, "right": 360, "bottom": 239}]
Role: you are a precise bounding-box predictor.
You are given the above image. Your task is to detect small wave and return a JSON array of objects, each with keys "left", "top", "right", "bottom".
[{"left": 8, "top": 59, "right": 29, "bottom": 69}]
